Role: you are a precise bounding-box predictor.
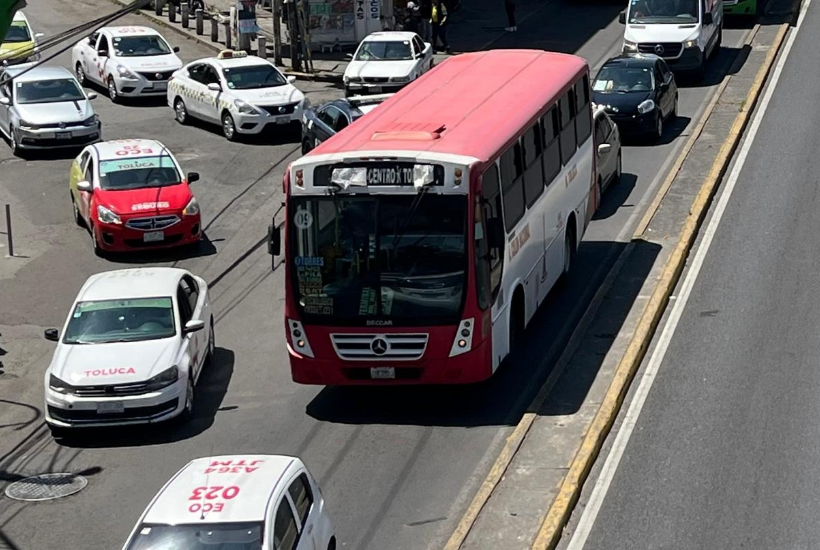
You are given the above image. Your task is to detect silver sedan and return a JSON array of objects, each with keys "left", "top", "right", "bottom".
[{"left": 593, "top": 104, "right": 622, "bottom": 199}]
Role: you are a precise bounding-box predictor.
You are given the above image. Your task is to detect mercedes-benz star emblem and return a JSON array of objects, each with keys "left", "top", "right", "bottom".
[
  {"left": 370, "top": 338, "right": 388, "bottom": 356},
  {"left": 654, "top": 44, "right": 665, "bottom": 55}
]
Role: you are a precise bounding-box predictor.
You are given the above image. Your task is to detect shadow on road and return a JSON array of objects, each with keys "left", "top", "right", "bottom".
[{"left": 594, "top": 173, "right": 637, "bottom": 221}]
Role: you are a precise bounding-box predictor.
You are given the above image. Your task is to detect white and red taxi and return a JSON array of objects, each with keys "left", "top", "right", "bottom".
[
  {"left": 43, "top": 267, "right": 214, "bottom": 436},
  {"left": 122, "top": 455, "right": 336, "bottom": 550},
  {"left": 69, "top": 139, "right": 202, "bottom": 255}
]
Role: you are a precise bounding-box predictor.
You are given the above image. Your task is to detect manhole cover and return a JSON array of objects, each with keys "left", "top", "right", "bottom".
[{"left": 4, "top": 473, "right": 87, "bottom": 502}]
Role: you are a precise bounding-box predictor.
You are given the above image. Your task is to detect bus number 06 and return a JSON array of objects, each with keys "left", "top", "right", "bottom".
[{"left": 189, "top": 485, "right": 240, "bottom": 501}]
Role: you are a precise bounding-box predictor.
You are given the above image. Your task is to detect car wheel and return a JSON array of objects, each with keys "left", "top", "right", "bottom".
[
  {"left": 174, "top": 98, "right": 189, "bottom": 125},
  {"left": 107, "top": 76, "right": 120, "bottom": 103},
  {"left": 8, "top": 126, "right": 19, "bottom": 156},
  {"left": 206, "top": 318, "right": 215, "bottom": 367},
  {"left": 75, "top": 63, "right": 86, "bottom": 86},
  {"left": 654, "top": 114, "right": 663, "bottom": 142},
  {"left": 71, "top": 193, "right": 85, "bottom": 228},
  {"left": 302, "top": 138, "right": 313, "bottom": 155},
  {"left": 89, "top": 223, "right": 104, "bottom": 257},
  {"left": 179, "top": 375, "right": 195, "bottom": 423},
  {"left": 671, "top": 94, "right": 678, "bottom": 119},
  {"left": 221, "top": 112, "right": 237, "bottom": 141},
  {"left": 615, "top": 150, "right": 622, "bottom": 184}
]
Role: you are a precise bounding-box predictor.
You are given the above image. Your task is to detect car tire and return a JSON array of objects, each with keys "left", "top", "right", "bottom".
[
  {"left": 75, "top": 63, "right": 86, "bottom": 86},
  {"left": 71, "top": 193, "right": 85, "bottom": 228},
  {"left": 614, "top": 150, "right": 622, "bottom": 184},
  {"left": 328, "top": 538, "right": 337, "bottom": 550},
  {"left": 206, "top": 317, "right": 215, "bottom": 367},
  {"left": 670, "top": 94, "right": 678, "bottom": 120},
  {"left": 221, "top": 112, "right": 238, "bottom": 141},
  {"left": 302, "top": 138, "right": 313, "bottom": 155},
  {"left": 174, "top": 98, "right": 189, "bottom": 125},
  {"left": 178, "top": 375, "right": 195, "bottom": 424},
  {"left": 89, "top": 223, "right": 104, "bottom": 257},
  {"left": 107, "top": 76, "right": 120, "bottom": 103},
  {"left": 654, "top": 114, "right": 663, "bottom": 142},
  {"left": 8, "top": 126, "right": 21, "bottom": 157}
]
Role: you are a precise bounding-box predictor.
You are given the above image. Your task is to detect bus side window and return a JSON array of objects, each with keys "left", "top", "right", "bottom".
[
  {"left": 559, "top": 91, "right": 577, "bottom": 166},
  {"left": 479, "top": 164, "right": 504, "bottom": 305},
  {"left": 574, "top": 76, "right": 592, "bottom": 145},
  {"left": 500, "top": 145, "right": 525, "bottom": 232},
  {"left": 541, "top": 106, "right": 561, "bottom": 185},
  {"left": 522, "top": 122, "right": 544, "bottom": 208}
]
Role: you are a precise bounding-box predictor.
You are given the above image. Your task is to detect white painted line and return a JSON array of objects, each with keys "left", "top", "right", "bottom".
[{"left": 565, "top": 3, "right": 813, "bottom": 547}]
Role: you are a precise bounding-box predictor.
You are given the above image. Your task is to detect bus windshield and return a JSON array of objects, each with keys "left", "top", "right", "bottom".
[{"left": 289, "top": 194, "right": 467, "bottom": 325}]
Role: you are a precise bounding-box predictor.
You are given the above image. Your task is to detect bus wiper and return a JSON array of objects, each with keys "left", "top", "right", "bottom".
[{"left": 392, "top": 186, "right": 429, "bottom": 248}]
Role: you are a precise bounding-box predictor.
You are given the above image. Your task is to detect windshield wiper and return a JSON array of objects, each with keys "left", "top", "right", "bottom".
[{"left": 392, "top": 186, "right": 429, "bottom": 248}]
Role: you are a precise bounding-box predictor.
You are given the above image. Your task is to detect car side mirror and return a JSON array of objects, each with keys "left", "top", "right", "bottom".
[
  {"left": 97, "top": 49, "right": 108, "bottom": 57},
  {"left": 183, "top": 319, "right": 205, "bottom": 335},
  {"left": 187, "top": 171, "right": 200, "bottom": 183},
  {"left": 173, "top": 46, "right": 181, "bottom": 53},
  {"left": 345, "top": 52, "right": 354, "bottom": 60},
  {"left": 287, "top": 75, "right": 297, "bottom": 84},
  {"left": 77, "top": 180, "right": 93, "bottom": 193},
  {"left": 87, "top": 92, "right": 98, "bottom": 100},
  {"left": 0, "top": 97, "right": 9, "bottom": 106},
  {"left": 207, "top": 82, "right": 221, "bottom": 92},
  {"left": 703, "top": 12, "right": 713, "bottom": 24},
  {"left": 267, "top": 220, "right": 281, "bottom": 259},
  {"left": 618, "top": 11, "right": 626, "bottom": 23},
  {"left": 88, "top": 37, "right": 95, "bottom": 45},
  {"left": 597, "top": 143, "right": 612, "bottom": 155},
  {"left": 44, "top": 328, "right": 59, "bottom": 341}
]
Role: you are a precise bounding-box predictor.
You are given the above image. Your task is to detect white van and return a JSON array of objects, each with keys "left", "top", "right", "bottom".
[{"left": 618, "top": 0, "right": 722, "bottom": 78}]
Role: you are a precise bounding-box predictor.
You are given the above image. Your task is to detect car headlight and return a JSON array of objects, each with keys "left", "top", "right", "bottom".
[
  {"left": 18, "top": 119, "right": 40, "bottom": 130},
  {"left": 82, "top": 114, "right": 99, "bottom": 127},
  {"left": 116, "top": 64, "right": 137, "bottom": 79},
  {"left": 389, "top": 75, "right": 411, "bottom": 83},
  {"left": 623, "top": 39, "right": 638, "bottom": 52},
  {"left": 183, "top": 196, "right": 200, "bottom": 216},
  {"left": 28, "top": 51, "right": 41, "bottom": 62},
  {"left": 683, "top": 39, "right": 697, "bottom": 48},
  {"left": 144, "top": 366, "right": 179, "bottom": 391},
  {"left": 637, "top": 99, "right": 656, "bottom": 114},
  {"left": 97, "top": 204, "right": 122, "bottom": 225},
  {"left": 49, "top": 374, "right": 71, "bottom": 394},
  {"left": 234, "top": 99, "right": 260, "bottom": 115},
  {"left": 346, "top": 76, "right": 361, "bottom": 83}
]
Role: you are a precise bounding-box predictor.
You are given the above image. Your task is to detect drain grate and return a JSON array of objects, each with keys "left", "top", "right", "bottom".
[{"left": 4, "top": 473, "right": 87, "bottom": 502}]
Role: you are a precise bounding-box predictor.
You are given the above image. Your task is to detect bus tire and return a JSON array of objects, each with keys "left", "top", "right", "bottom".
[
  {"left": 559, "top": 217, "right": 576, "bottom": 286},
  {"left": 508, "top": 287, "right": 525, "bottom": 357}
]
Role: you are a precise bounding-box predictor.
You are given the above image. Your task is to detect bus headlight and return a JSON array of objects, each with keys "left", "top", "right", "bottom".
[
  {"left": 287, "top": 319, "right": 314, "bottom": 358},
  {"left": 449, "top": 318, "right": 474, "bottom": 357}
]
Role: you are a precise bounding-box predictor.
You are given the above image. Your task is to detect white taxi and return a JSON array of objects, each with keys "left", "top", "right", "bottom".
[
  {"left": 43, "top": 267, "right": 214, "bottom": 437},
  {"left": 168, "top": 49, "right": 307, "bottom": 141},
  {"left": 343, "top": 31, "right": 433, "bottom": 97},
  {"left": 71, "top": 26, "right": 183, "bottom": 103},
  {"left": 122, "top": 455, "right": 336, "bottom": 550}
]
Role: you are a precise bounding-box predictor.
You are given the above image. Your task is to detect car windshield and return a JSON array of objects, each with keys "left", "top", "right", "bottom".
[
  {"left": 354, "top": 40, "right": 413, "bottom": 61},
  {"left": 223, "top": 64, "right": 287, "bottom": 90},
  {"left": 113, "top": 35, "right": 172, "bottom": 57},
  {"left": 289, "top": 193, "right": 468, "bottom": 325},
  {"left": 593, "top": 66, "right": 654, "bottom": 93},
  {"left": 628, "top": 0, "right": 699, "bottom": 23},
  {"left": 99, "top": 156, "right": 182, "bottom": 191},
  {"left": 63, "top": 298, "right": 176, "bottom": 345},
  {"left": 4, "top": 23, "right": 31, "bottom": 43},
  {"left": 125, "top": 522, "right": 263, "bottom": 550},
  {"left": 15, "top": 78, "right": 85, "bottom": 104}
]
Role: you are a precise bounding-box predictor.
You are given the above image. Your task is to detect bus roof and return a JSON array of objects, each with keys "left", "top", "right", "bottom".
[{"left": 307, "top": 49, "right": 588, "bottom": 164}]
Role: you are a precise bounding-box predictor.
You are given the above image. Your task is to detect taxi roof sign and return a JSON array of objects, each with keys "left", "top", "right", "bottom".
[{"left": 217, "top": 49, "right": 248, "bottom": 59}]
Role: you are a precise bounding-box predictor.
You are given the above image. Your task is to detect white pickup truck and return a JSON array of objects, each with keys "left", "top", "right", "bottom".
[{"left": 71, "top": 26, "right": 183, "bottom": 103}]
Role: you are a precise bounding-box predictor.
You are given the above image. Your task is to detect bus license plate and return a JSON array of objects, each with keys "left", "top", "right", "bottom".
[
  {"left": 97, "top": 402, "right": 124, "bottom": 414},
  {"left": 370, "top": 367, "right": 395, "bottom": 380},
  {"left": 144, "top": 231, "right": 164, "bottom": 242}
]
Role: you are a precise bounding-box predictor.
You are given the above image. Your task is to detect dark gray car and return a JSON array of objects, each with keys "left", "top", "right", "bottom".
[{"left": 300, "top": 93, "right": 394, "bottom": 154}]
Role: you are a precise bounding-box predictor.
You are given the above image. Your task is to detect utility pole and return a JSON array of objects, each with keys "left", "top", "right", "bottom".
[
  {"left": 287, "top": 0, "right": 301, "bottom": 71},
  {"left": 272, "top": 0, "right": 283, "bottom": 64}
]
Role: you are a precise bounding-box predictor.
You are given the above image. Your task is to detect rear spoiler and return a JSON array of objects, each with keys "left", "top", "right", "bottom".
[{"left": 347, "top": 93, "right": 396, "bottom": 106}]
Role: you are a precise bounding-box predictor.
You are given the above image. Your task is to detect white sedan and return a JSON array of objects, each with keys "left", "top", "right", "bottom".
[
  {"left": 43, "top": 267, "right": 214, "bottom": 437},
  {"left": 343, "top": 31, "right": 433, "bottom": 97},
  {"left": 122, "top": 454, "right": 336, "bottom": 550}
]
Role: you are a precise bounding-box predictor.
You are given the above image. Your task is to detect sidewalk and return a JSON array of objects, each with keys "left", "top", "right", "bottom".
[{"left": 111, "top": 0, "right": 557, "bottom": 81}]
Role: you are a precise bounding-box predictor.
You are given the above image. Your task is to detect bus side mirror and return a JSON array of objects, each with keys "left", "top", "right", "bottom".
[
  {"left": 618, "top": 11, "right": 626, "bottom": 23},
  {"left": 267, "top": 220, "right": 281, "bottom": 258},
  {"left": 486, "top": 218, "right": 504, "bottom": 250}
]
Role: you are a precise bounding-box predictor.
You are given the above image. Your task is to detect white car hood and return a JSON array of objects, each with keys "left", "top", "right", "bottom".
[
  {"left": 16, "top": 100, "right": 94, "bottom": 125},
  {"left": 624, "top": 24, "right": 699, "bottom": 44},
  {"left": 345, "top": 59, "right": 416, "bottom": 79},
  {"left": 49, "top": 338, "right": 178, "bottom": 385},
  {"left": 232, "top": 84, "right": 305, "bottom": 105},
  {"left": 116, "top": 53, "right": 183, "bottom": 72}
]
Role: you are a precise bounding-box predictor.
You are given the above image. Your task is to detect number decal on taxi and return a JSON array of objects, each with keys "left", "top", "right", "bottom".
[
  {"left": 116, "top": 145, "right": 154, "bottom": 156},
  {"left": 188, "top": 485, "right": 240, "bottom": 501}
]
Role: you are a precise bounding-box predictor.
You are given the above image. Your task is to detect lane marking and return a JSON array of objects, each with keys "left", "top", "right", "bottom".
[
  {"left": 442, "top": 27, "right": 757, "bottom": 550},
  {"left": 565, "top": 6, "right": 810, "bottom": 548}
]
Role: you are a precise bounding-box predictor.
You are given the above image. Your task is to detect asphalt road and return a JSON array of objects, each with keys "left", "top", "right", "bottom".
[
  {"left": 0, "top": 0, "right": 752, "bottom": 548},
  {"left": 562, "top": 2, "right": 820, "bottom": 549}
]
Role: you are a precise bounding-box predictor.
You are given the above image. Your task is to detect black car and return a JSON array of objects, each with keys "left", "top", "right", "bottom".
[
  {"left": 591, "top": 54, "right": 678, "bottom": 142},
  {"left": 300, "top": 94, "right": 394, "bottom": 154}
]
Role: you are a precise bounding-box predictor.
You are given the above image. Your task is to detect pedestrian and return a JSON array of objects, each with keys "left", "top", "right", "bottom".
[
  {"left": 504, "top": 0, "right": 517, "bottom": 32},
  {"left": 419, "top": 0, "right": 433, "bottom": 41},
  {"left": 431, "top": 0, "right": 451, "bottom": 53},
  {"left": 405, "top": 1, "right": 421, "bottom": 33}
]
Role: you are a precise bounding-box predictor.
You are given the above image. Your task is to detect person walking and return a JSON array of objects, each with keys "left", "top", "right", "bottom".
[
  {"left": 419, "top": 0, "right": 433, "bottom": 41},
  {"left": 405, "top": 1, "right": 421, "bottom": 32},
  {"left": 431, "top": 0, "right": 451, "bottom": 53},
  {"left": 504, "top": 0, "right": 517, "bottom": 32}
]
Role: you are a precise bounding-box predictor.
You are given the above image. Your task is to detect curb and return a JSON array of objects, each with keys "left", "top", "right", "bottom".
[
  {"left": 107, "top": 0, "right": 345, "bottom": 83},
  {"left": 530, "top": 22, "right": 790, "bottom": 550}
]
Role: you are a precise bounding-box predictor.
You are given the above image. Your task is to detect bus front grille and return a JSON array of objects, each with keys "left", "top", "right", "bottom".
[{"left": 331, "top": 333, "right": 428, "bottom": 361}]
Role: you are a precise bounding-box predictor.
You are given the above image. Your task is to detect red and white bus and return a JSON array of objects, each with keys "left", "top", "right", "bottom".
[{"left": 268, "top": 49, "right": 597, "bottom": 385}]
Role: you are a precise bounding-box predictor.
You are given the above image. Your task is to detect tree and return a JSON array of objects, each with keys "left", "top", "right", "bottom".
[{"left": 0, "top": 0, "right": 26, "bottom": 44}]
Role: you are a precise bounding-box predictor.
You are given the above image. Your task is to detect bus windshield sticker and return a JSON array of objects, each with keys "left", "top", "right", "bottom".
[
  {"left": 295, "top": 256, "right": 324, "bottom": 267},
  {"left": 294, "top": 209, "right": 314, "bottom": 230},
  {"left": 381, "top": 287, "right": 394, "bottom": 316},
  {"left": 369, "top": 234, "right": 376, "bottom": 260},
  {"left": 359, "top": 287, "right": 377, "bottom": 316},
  {"left": 296, "top": 259, "right": 323, "bottom": 296},
  {"left": 303, "top": 296, "right": 333, "bottom": 315}
]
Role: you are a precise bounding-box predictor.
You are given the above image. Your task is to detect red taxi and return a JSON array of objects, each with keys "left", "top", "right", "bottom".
[{"left": 69, "top": 139, "right": 202, "bottom": 255}]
